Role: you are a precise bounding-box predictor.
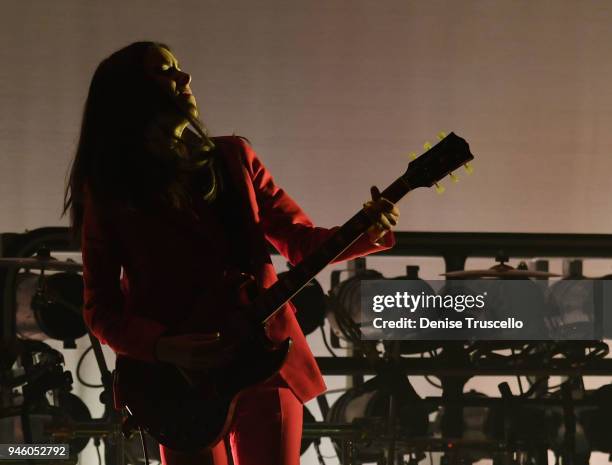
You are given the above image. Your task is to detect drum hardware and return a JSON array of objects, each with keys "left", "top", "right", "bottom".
[
  {"left": 323, "top": 258, "right": 578, "bottom": 465},
  {"left": 26, "top": 332, "right": 133, "bottom": 465},
  {"left": 383, "top": 341, "right": 421, "bottom": 465},
  {"left": 300, "top": 405, "right": 319, "bottom": 456},
  {"left": 431, "top": 390, "right": 500, "bottom": 464},
  {"left": 7, "top": 248, "right": 86, "bottom": 347},
  {"left": 1, "top": 233, "right": 81, "bottom": 341},
  {"left": 316, "top": 384, "right": 612, "bottom": 465},
  {"left": 443, "top": 253, "right": 560, "bottom": 279},
  {"left": 85, "top": 414, "right": 161, "bottom": 465},
  {"left": 55, "top": 392, "right": 93, "bottom": 454},
  {"left": 304, "top": 418, "right": 418, "bottom": 465},
  {"left": 84, "top": 330, "right": 129, "bottom": 465},
  {"left": 1, "top": 340, "right": 63, "bottom": 389},
  {"left": 468, "top": 341, "right": 609, "bottom": 373},
  {"left": 326, "top": 362, "right": 430, "bottom": 465},
  {"left": 545, "top": 261, "right": 612, "bottom": 340},
  {"left": 317, "top": 338, "right": 612, "bottom": 464},
  {"left": 43, "top": 418, "right": 124, "bottom": 440},
  {"left": 302, "top": 420, "right": 382, "bottom": 465},
  {"left": 435, "top": 344, "right": 473, "bottom": 448},
  {"left": 0, "top": 340, "right": 71, "bottom": 396},
  {"left": 3, "top": 329, "right": 127, "bottom": 462},
  {"left": 0, "top": 247, "right": 138, "bottom": 464},
  {"left": 442, "top": 268, "right": 560, "bottom": 279},
  {"left": 530, "top": 259, "right": 550, "bottom": 274},
  {"left": 303, "top": 419, "right": 534, "bottom": 465},
  {"left": 0, "top": 340, "right": 90, "bottom": 457},
  {"left": 562, "top": 259, "right": 583, "bottom": 278},
  {"left": 0, "top": 247, "right": 83, "bottom": 273}
]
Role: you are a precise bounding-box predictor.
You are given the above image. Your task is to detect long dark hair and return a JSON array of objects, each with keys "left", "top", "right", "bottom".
[{"left": 63, "top": 41, "right": 219, "bottom": 237}]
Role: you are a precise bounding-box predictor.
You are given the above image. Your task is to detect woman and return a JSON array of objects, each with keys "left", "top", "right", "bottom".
[{"left": 63, "top": 42, "right": 399, "bottom": 465}]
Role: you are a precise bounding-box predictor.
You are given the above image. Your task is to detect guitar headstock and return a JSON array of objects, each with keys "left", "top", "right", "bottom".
[{"left": 403, "top": 132, "right": 474, "bottom": 191}]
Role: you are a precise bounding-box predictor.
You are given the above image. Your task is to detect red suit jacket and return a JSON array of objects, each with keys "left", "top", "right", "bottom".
[{"left": 81, "top": 136, "right": 394, "bottom": 404}]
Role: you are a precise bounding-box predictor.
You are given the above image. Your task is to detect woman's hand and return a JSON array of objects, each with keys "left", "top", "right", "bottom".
[
  {"left": 363, "top": 186, "right": 400, "bottom": 245},
  {"left": 154, "top": 333, "right": 235, "bottom": 370}
]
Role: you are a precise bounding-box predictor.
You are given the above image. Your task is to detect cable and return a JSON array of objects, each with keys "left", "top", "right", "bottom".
[
  {"left": 139, "top": 426, "right": 149, "bottom": 465},
  {"left": 314, "top": 442, "right": 331, "bottom": 464},
  {"left": 76, "top": 345, "right": 104, "bottom": 388},
  {"left": 94, "top": 439, "right": 101, "bottom": 465},
  {"left": 425, "top": 375, "right": 442, "bottom": 389},
  {"left": 320, "top": 326, "right": 338, "bottom": 358},
  {"left": 421, "top": 352, "right": 442, "bottom": 389},
  {"left": 547, "top": 382, "right": 567, "bottom": 391}
]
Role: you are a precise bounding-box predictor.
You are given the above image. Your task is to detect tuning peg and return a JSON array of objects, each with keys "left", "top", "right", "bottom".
[
  {"left": 434, "top": 182, "right": 445, "bottom": 194},
  {"left": 449, "top": 172, "right": 459, "bottom": 183},
  {"left": 407, "top": 151, "right": 417, "bottom": 160},
  {"left": 464, "top": 162, "right": 474, "bottom": 174},
  {"left": 437, "top": 131, "right": 447, "bottom": 141},
  {"left": 423, "top": 141, "right": 432, "bottom": 151}
]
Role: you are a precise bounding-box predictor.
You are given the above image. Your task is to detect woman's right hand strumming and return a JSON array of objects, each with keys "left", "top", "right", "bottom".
[{"left": 154, "top": 333, "right": 235, "bottom": 370}]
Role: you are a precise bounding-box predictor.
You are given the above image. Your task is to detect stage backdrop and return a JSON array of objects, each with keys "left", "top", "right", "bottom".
[{"left": 2, "top": 1, "right": 612, "bottom": 464}]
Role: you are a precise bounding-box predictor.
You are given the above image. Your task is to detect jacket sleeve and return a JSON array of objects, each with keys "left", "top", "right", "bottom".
[
  {"left": 81, "top": 189, "right": 167, "bottom": 363},
  {"left": 239, "top": 139, "right": 395, "bottom": 266}
]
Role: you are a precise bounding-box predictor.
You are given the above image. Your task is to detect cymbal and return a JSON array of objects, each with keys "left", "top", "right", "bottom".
[
  {"left": 0, "top": 257, "right": 82, "bottom": 272},
  {"left": 442, "top": 262, "right": 560, "bottom": 279},
  {"left": 442, "top": 268, "right": 560, "bottom": 279}
]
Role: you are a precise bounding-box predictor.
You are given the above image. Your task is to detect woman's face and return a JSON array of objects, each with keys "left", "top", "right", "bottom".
[{"left": 143, "top": 46, "right": 198, "bottom": 118}]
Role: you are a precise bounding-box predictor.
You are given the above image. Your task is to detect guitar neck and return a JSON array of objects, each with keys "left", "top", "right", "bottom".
[
  {"left": 252, "top": 131, "right": 474, "bottom": 324},
  {"left": 253, "top": 176, "right": 412, "bottom": 324}
]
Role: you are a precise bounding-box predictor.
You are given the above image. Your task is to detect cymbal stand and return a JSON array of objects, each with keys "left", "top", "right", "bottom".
[
  {"left": 384, "top": 341, "right": 400, "bottom": 465},
  {"left": 86, "top": 330, "right": 125, "bottom": 465}
]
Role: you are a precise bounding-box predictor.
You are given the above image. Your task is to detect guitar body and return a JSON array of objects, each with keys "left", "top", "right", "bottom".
[{"left": 117, "top": 274, "right": 293, "bottom": 451}]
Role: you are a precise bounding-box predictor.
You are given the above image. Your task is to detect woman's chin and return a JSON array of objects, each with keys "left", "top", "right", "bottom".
[{"left": 182, "top": 99, "right": 199, "bottom": 119}]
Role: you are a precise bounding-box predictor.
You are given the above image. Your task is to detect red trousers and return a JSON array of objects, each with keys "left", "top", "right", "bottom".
[{"left": 159, "top": 384, "right": 303, "bottom": 465}]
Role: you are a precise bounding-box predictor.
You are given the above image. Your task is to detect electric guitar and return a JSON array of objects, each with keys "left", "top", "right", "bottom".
[{"left": 116, "top": 132, "right": 475, "bottom": 451}]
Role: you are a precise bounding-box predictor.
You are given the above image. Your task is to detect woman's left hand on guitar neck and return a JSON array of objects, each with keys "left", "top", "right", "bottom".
[{"left": 363, "top": 185, "right": 400, "bottom": 245}]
